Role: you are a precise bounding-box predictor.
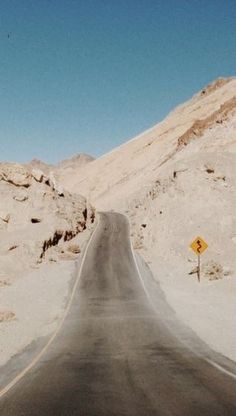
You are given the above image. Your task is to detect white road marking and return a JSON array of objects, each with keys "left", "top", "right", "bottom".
[
  {"left": 206, "top": 359, "right": 236, "bottom": 381},
  {"left": 125, "top": 214, "right": 236, "bottom": 383},
  {"left": 126, "top": 214, "right": 157, "bottom": 310},
  {"left": 0, "top": 216, "right": 100, "bottom": 400}
]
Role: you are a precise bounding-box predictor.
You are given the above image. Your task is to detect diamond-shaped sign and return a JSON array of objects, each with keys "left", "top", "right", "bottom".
[{"left": 190, "top": 236, "right": 208, "bottom": 255}]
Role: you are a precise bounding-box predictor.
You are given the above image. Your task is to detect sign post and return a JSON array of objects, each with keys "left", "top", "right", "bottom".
[
  {"left": 197, "top": 254, "right": 200, "bottom": 282},
  {"left": 190, "top": 236, "right": 208, "bottom": 282}
]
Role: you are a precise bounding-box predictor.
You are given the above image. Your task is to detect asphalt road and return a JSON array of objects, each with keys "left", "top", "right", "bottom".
[{"left": 0, "top": 212, "right": 236, "bottom": 415}]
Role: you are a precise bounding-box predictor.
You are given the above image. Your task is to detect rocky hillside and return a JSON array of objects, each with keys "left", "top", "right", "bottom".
[
  {"left": 60, "top": 77, "right": 236, "bottom": 281},
  {"left": 57, "top": 76, "right": 236, "bottom": 360},
  {"left": 0, "top": 163, "right": 95, "bottom": 282}
]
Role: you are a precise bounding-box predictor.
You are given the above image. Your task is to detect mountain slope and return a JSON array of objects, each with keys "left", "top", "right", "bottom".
[
  {"left": 61, "top": 77, "right": 236, "bottom": 207},
  {"left": 60, "top": 77, "right": 236, "bottom": 361}
]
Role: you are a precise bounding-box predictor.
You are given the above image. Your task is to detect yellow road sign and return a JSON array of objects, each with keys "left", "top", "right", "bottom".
[{"left": 190, "top": 236, "right": 208, "bottom": 255}]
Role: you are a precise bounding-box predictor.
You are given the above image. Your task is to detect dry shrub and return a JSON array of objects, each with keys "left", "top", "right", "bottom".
[
  {"left": 203, "top": 261, "right": 224, "bottom": 281},
  {"left": 67, "top": 244, "right": 81, "bottom": 254}
]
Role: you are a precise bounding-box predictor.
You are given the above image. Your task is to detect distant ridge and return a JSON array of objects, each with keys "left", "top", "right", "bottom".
[
  {"left": 25, "top": 153, "right": 95, "bottom": 177},
  {"left": 57, "top": 153, "right": 95, "bottom": 170}
]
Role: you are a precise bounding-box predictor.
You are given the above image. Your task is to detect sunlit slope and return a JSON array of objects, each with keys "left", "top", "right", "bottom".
[{"left": 61, "top": 77, "right": 236, "bottom": 212}]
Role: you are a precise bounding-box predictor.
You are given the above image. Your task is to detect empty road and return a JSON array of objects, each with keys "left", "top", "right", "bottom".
[{"left": 0, "top": 212, "right": 236, "bottom": 415}]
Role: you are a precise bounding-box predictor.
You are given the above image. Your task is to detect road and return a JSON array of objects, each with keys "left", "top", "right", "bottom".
[{"left": 0, "top": 212, "right": 236, "bottom": 415}]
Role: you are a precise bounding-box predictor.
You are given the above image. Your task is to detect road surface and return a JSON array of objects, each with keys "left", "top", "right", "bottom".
[{"left": 0, "top": 212, "right": 236, "bottom": 415}]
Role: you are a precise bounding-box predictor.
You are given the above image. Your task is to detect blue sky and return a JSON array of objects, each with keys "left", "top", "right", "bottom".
[{"left": 0, "top": 0, "right": 235, "bottom": 163}]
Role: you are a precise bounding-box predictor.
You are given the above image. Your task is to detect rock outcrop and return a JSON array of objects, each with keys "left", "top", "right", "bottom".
[{"left": 0, "top": 163, "right": 95, "bottom": 279}]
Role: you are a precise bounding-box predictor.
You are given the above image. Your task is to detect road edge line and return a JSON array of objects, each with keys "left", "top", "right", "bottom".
[
  {"left": 206, "top": 359, "right": 236, "bottom": 381},
  {"left": 124, "top": 214, "right": 157, "bottom": 309},
  {"left": 0, "top": 215, "right": 100, "bottom": 400},
  {"left": 125, "top": 213, "right": 236, "bottom": 382}
]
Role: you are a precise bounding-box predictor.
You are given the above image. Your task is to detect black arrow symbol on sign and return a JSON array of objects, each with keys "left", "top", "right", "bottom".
[{"left": 197, "top": 239, "right": 202, "bottom": 253}]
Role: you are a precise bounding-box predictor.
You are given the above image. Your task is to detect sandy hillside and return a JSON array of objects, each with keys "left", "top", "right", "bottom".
[{"left": 60, "top": 77, "right": 236, "bottom": 361}]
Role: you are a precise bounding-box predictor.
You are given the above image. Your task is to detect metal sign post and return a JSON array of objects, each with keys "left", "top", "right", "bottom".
[{"left": 197, "top": 254, "right": 200, "bottom": 282}]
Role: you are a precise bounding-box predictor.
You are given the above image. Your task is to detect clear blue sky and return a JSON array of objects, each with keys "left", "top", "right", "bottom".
[{"left": 0, "top": 0, "right": 235, "bottom": 163}]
